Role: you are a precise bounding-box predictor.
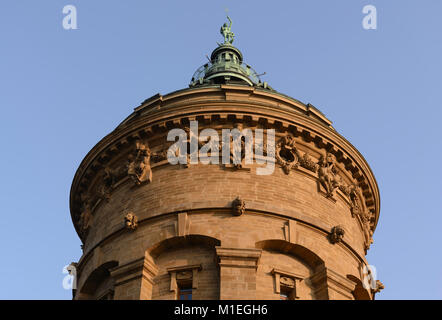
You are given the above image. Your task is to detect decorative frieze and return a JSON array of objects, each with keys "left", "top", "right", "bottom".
[{"left": 71, "top": 116, "right": 378, "bottom": 247}]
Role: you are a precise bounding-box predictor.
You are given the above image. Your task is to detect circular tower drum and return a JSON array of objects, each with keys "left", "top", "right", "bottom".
[{"left": 70, "top": 19, "right": 382, "bottom": 300}]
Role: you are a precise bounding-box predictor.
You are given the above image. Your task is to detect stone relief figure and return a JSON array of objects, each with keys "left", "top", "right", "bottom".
[
  {"left": 232, "top": 197, "right": 246, "bottom": 216},
  {"left": 360, "top": 210, "right": 374, "bottom": 251},
  {"left": 338, "top": 181, "right": 363, "bottom": 218},
  {"left": 299, "top": 152, "right": 317, "bottom": 173},
  {"left": 317, "top": 153, "right": 340, "bottom": 198},
  {"left": 329, "top": 225, "right": 345, "bottom": 244},
  {"left": 222, "top": 123, "right": 246, "bottom": 169},
  {"left": 79, "top": 199, "right": 93, "bottom": 237},
  {"left": 349, "top": 185, "right": 363, "bottom": 217},
  {"left": 124, "top": 212, "right": 138, "bottom": 231},
  {"left": 127, "top": 140, "right": 152, "bottom": 185},
  {"left": 99, "top": 166, "right": 116, "bottom": 202},
  {"left": 275, "top": 134, "right": 300, "bottom": 174},
  {"left": 178, "top": 126, "right": 205, "bottom": 168}
]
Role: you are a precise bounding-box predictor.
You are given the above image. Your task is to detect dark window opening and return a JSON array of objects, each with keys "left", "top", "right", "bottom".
[
  {"left": 178, "top": 282, "right": 193, "bottom": 300},
  {"left": 280, "top": 286, "right": 295, "bottom": 300}
]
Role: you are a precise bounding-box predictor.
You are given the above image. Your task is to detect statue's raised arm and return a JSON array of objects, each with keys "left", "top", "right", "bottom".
[{"left": 220, "top": 16, "right": 235, "bottom": 45}]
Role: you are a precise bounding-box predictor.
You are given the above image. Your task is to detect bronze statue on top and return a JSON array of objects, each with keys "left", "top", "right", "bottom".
[{"left": 220, "top": 16, "right": 235, "bottom": 44}]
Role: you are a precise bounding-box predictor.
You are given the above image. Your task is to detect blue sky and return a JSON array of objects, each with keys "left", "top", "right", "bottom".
[{"left": 0, "top": 0, "right": 441, "bottom": 299}]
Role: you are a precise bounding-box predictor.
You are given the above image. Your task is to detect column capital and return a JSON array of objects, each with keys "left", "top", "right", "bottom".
[{"left": 216, "top": 247, "right": 262, "bottom": 269}]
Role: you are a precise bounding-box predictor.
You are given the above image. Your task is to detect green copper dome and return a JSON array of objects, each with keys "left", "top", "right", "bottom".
[{"left": 190, "top": 16, "right": 273, "bottom": 90}]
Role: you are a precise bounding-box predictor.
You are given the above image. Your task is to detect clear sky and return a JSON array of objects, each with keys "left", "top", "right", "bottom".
[{"left": 0, "top": 0, "right": 441, "bottom": 300}]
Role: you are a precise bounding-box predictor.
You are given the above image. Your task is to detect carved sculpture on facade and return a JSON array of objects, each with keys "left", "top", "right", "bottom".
[
  {"left": 127, "top": 140, "right": 152, "bottom": 185},
  {"left": 317, "top": 153, "right": 340, "bottom": 198},
  {"left": 329, "top": 225, "right": 345, "bottom": 244},
  {"left": 232, "top": 197, "right": 246, "bottom": 216},
  {"left": 372, "top": 280, "right": 385, "bottom": 294},
  {"left": 227, "top": 123, "right": 246, "bottom": 169},
  {"left": 124, "top": 212, "right": 138, "bottom": 230},
  {"left": 338, "top": 181, "right": 363, "bottom": 218},
  {"left": 360, "top": 210, "right": 374, "bottom": 251},
  {"left": 151, "top": 146, "right": 168, "bottom": 163},
  {"left": 349, "top": 185, "right": 363, "bottom": 217},
  {"left": 79, "top": 199, "right": 93, "bottom": 237},
  {"left": 178, "top": 126, "right": 205, "bottom": 168},
  {"left": 99, "top": 167, "right": 116, "bottom": 202},
  {"left": 275, "top": 134, "right": 300, "bottom": 174},
  {"left": 299, "top": 152, "right": 317, "bottom": 173},
  {"left": 280, "top": 276, "right": 296, "bottom": 288}
]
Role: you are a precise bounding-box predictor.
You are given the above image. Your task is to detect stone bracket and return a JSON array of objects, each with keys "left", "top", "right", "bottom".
[
  {"left": 176, "top": 212, "right": 190, "bottom": 237},
  {"left": 284, "top": 220, "right": 297, "bottom": 243}
]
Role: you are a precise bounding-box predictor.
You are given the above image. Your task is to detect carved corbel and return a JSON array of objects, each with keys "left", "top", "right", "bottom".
[
  {"left": 124, "top": 212, "right": 138, "bottom": 231},
  {"left": 329, "top": 225, "right": 345, "bottom": 244},
  {"left": 231, "top": 197, "right": 245, "bottom": 216}
]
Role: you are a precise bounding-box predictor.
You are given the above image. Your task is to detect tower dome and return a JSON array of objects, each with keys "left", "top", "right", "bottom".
[
  {"left": 69, "top": 17, "right": 382, "bottom": 300},
  {"left": 190, "top": 17, "right": 271, "bottom": 89}
]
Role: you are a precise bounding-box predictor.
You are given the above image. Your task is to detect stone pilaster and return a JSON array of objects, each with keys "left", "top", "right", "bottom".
[
  {"left": 216, "top": 247, "right": 262, "bottom": 300},
  {"left": 310, "top": 265, "right": 356, "bottom": 300},
  {"left": 110, "top": 256, "right": 158, "bottom": 300}
]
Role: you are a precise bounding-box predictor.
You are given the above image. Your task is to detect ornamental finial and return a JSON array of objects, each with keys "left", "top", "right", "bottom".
[{"left": 220, "top": 15, "right": 234, "bottom": 45}]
